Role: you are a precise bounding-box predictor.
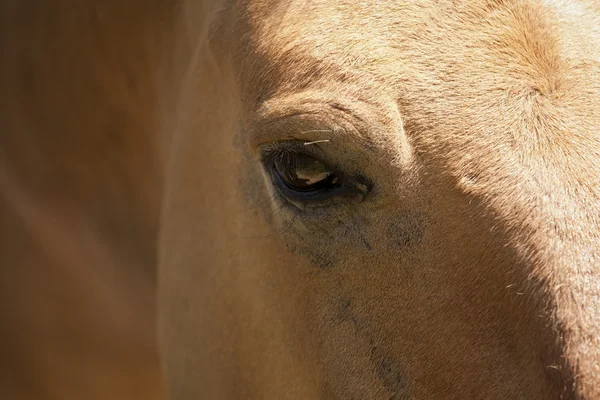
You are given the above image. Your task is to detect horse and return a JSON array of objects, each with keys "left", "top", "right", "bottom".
[{"left": 3, "top": 1, "right": 600, "bottom": 399}]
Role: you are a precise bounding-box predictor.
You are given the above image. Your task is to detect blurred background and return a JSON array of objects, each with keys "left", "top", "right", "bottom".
[{"left": 1, "top": 2, "right": 168, "bottom": 399}]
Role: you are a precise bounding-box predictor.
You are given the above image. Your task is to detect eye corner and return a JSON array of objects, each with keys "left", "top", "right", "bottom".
[{"left": 353, "top": 174, "right": 373, "bottom": 196}]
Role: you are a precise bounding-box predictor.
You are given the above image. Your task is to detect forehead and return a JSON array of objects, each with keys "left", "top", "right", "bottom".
[
  {"left": 215, "top": 0, "right": 600, "bottom": 156},
  {"left": 220, "top": 1, "right": 567, "bottom": 89}
]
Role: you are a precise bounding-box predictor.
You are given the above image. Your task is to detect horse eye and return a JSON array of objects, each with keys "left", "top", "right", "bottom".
[
  {"left": 263, "top": 146, "right": 371, "bottom": 207},
  {"left": 272, "top": 152, "right": 340, "bottom": 193}
]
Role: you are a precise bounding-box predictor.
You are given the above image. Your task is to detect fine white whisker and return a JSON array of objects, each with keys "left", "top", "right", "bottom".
[{"left": 304, "top": 139, "right": 331, "bottom": 146}]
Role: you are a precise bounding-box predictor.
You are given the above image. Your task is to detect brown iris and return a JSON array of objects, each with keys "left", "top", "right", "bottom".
[{"left": 273, "top": 152, "right": 340, "bottom": 192}]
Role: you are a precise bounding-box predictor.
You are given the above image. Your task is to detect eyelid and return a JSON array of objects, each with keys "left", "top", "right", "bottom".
[
  {"left": 259, "top": 140, "right": 330, "bottom": 165},
  {"left": 247, "top": 94, "right": 368, "bottom": 152},
  {"left": 248, "top": 113, "right": 342, "bottom": 152}
]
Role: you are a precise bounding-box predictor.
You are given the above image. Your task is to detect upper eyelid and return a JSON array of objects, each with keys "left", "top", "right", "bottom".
[
  {"left": 246, "top": 95, "right": 369, "bottom": 151},
  {"left": 248, "top": 112, "right": 341, "bottom": 151},
  {"left": 259, "top": 141, "right": 335, "bottom": 173},
  {"left": 247, "top": 90, "right": 400, "bottom": 157}
]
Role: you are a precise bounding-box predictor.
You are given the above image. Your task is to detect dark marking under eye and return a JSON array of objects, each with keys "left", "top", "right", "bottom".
[
  {"left": 336, "top": 298, "right": 411, "bottom": 400},
  {"left": 370, "top": 346, "right": 411, "bottom": 400}
]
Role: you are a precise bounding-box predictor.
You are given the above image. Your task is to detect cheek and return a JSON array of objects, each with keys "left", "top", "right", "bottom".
[
  {"left": 236, "top": 151, "right": 420, "bottom": 396},
  {"left": 386, "top": 211, "right": 425, "bottom": 250},
  {"left": 281, "top": 214, "right": 373, "bottom": 270}
]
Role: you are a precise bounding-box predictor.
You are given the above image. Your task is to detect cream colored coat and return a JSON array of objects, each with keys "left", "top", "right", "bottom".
[{"left": 2, "top": 1, "right": 600, "bottom": 399}]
